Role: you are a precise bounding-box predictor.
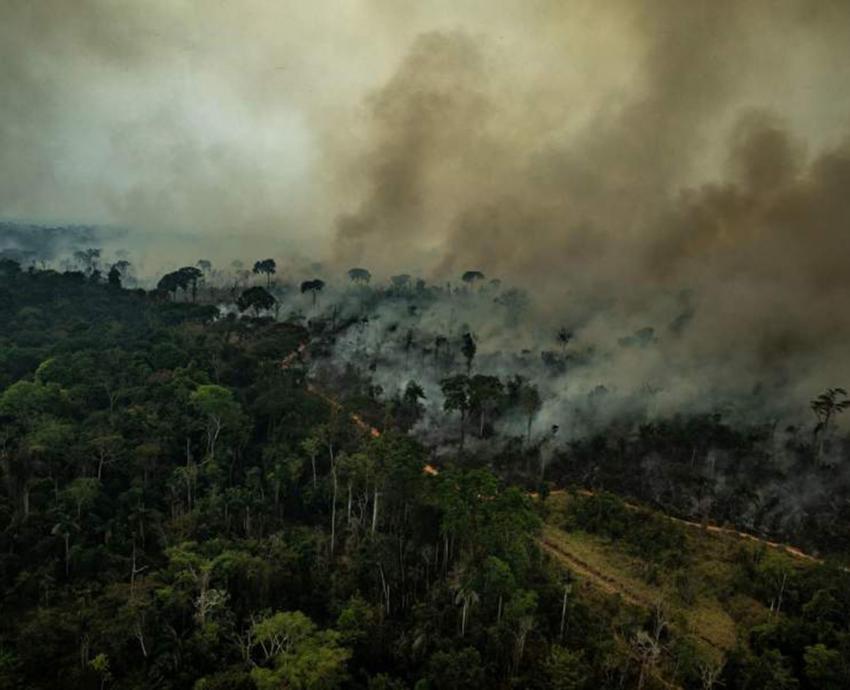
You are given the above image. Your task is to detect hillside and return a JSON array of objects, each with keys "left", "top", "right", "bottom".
[{"left": 538, "top": 490, "right": 848, "bottom": 688}]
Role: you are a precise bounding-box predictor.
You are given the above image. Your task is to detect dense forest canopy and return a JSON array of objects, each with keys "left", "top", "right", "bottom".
[{"left": 0, "top": 255, "right": 848, "bottom": 689}]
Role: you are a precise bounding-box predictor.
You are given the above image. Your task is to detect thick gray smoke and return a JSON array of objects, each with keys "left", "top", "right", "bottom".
[
  {"left": 329, "top": 2, "right": 850, "bottom": 409},
  {"left": 3, "top": 0, "right": 850, "bottom": 413}
]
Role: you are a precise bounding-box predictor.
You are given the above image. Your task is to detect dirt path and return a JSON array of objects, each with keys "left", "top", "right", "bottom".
[
  {"left": 308, "top": 383, "right": 382, "bottom": 438},
  {"left": 281, "top": 342, "right": 381, "bottom": 438},
  {"left": 540, "top": 532, "right": 642, "bottom": 604},
  {"left": 540, "top": 527, "right": 726, "bottom": 651},
  {"left": 282, "top": 341, "right": 827, "bottom": 564},
  {"left": 557, "top": 489, "right": 825, "bottom": 565}
]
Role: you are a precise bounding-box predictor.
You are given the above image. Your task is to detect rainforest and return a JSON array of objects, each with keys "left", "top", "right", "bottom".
[{"left": 2, "top": 1, "right": 850, "bottom": 688}]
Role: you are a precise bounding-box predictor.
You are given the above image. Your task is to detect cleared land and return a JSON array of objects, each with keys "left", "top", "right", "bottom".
[{"left": 540, "top": 491, "right": 814, "bottom": 656}]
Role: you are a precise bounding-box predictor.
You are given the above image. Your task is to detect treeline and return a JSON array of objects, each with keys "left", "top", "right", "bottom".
[
  {"left": 0, "top": 260, "right": 623, "bottom": 689},
  {"left": 544, "top": 416, "right": 850, "bottom": 555}
]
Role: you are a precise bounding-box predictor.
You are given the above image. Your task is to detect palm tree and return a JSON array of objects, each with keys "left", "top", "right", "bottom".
[
  {"left": 461, "top": 270, "right": 485, "bottom": 288},
  {"left": 347, "top": 267, "right": 371, "bottom": 285},
  {"left": 252, "top": 258, "right": 277, "bottom": 287},
  {"left": 390, "top": 274, "right": 411, "bottom": 291},
  {"left": 300, "top": 279, "right": 325, "bottom": 307},
  {"left": 811, "top": 387, "right": 850, "bottom": 462},
  {"left": 556, "top": 326, "right": 572, "bottom": 354}
]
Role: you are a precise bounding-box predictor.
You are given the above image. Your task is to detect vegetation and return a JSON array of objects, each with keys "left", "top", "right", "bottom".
[{"left": 1, "top": 257, "right": 848, "bottom": 689}]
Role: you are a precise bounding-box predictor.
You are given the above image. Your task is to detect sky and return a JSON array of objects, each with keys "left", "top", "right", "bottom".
[{"left": 3, "top": 0, "right": 850, "bottom": 398}]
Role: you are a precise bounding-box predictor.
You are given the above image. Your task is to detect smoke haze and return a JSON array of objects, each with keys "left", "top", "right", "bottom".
[{"left": 3, "top": 0, "right": 850, "bottom": 404}]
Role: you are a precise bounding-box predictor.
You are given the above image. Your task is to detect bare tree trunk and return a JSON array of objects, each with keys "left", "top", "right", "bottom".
[
  {"left": 135, "top": 624, "right": 148, "bottom": 658},
  {"left": 378, "top": 564, "right": 390, "bottom": 616},
  {"left": 461, "top": 600, "right": 468, "bottom": 636},
  {"left": 185, "top": 437, "right": 193, "bottom": 511},
  {"left": 559, "top": 586, "right": 568, "bottom": 639},
  {"left": 330, "top": 467, "right": 337, "bottom": 554},
  {"left": 64, "top": 534, "right": 70, "bottom": 577},
  {"left": 347, "top": 482, "right": 352, "bottom": 527},
  {"left": 371, "top": 488, "right": 380, "bottom": 535}
]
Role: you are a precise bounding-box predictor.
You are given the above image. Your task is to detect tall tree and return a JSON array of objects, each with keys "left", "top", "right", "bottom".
[
  {"left": 811, "top": 387, "right": 850, "bottom": 462},
  {"left": 347, "top": 267, "right": 371, "bottom": 285},
  {"left": 300, "top": 279, "right": 325, "bottom": 307},
  {"left": 390, "top": 274, "right": 411, "bottom": 291},
  {"left": 557, "top": 326, "right": 573, "bottom": 354},
  {"left": 249, "top": 611, "right": 351, "bottom": 690},
  {"left": 107, "top": 265, "right": 122, "bottom": 288},
  {"left": 73, "top": 248, "right": 101, "bottom": 275},
  {"left": 461, "top": 332, "right": 477, "bottom": 375},
  {"left": 190, "top": 385, "right": 241, "bottom": 463},
  {"left": 237, "top": 286, "right": 276, "bottom": 317},
  {"left": 441, "top": 375, "right": 472, "bottom": 451},
  {"left": 253, "top": 258, "right": 277, "bottom": 287},
  {"left": 461, "top": 270, "right": 485, "bottom": 288},
  {"left": 508, "top": 376, "right": 542, "bottom": 445},
  {"left": 469, "top": 374, "right": 504, "bottom": 437},
  {"left": 156, "top": 266, "right": 202, "bottom": 302},
  {"left": 398, "top": 380, "right": 426, "bottom": 429}
]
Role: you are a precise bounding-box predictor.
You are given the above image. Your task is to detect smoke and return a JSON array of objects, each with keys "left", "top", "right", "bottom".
[
  {"left": 327, "top": 1, "right": 850, "bottom": 402},
  {"left": 3, "top": 0, "right": 850, "bottom": 403}
]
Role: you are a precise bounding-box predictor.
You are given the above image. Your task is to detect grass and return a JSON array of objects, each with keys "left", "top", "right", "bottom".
[{"left": 538, "top": 490, "right": 813, "bottom": 655}]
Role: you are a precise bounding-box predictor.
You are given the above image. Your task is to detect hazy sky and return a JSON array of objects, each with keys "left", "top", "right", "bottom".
[
  {"left": 2, "top": 1, "right": 848, "bottom": 254},
  {"left": 3, "top": 0, "right": 850, "bottom": 392}
]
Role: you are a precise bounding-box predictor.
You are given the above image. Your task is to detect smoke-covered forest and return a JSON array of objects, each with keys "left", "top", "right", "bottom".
[
  {"left": 4, "top": 1, "right": 850, "bottom": 688},
  {"left": 1, "top": 242, "right": 849, "bottom": 689}
]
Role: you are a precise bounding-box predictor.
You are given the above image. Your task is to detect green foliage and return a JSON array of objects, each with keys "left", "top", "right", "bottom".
[
  {"left": 2, "top": 260, "right": 847, "bottom": 690},
  {"left": 237, "top": 286, "right": 276, "bottom": 316},
  {"left": 0, "top": 379, "right": 65, "bottom": 418},
  {"left": 543, "top": 646, "right": 590, "bottom": 690},
  {"left": 191, "top": 384, "right": 237, "bottom": 419},
  {"left": 565, "top": 492, "right": 688, "bottom": 567},
  {"left": 250, "top": 611, "right": 350, "bottom": 690},
  {"left": 803, "top": 643, "right": 849, "bottom": 689},
  {"left": 425, "top": 647, "right": 484, "bottom": 690},
  {"left": 158, "top": 266, "right": 203, "bottom": 301}
]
